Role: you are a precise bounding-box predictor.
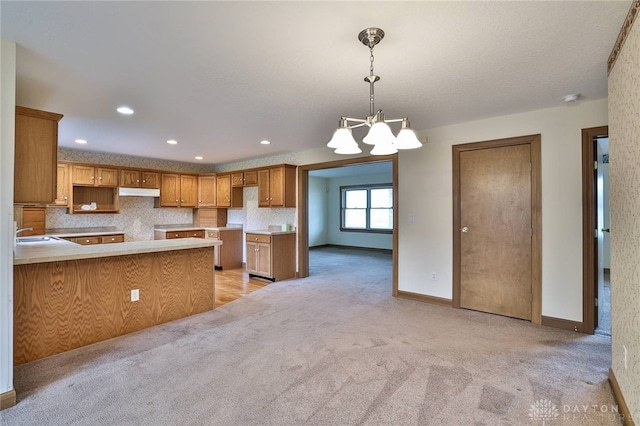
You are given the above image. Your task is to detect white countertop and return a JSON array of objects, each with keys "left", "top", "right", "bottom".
[
  {"left": 154, "top": 224, "right": 243, "bottom": 232},
  {"left": 245, "top": 229, "right": 297, "bottom": 236},
  {"left": 14, "top": 238, "right": 222, "bottom": 266}
]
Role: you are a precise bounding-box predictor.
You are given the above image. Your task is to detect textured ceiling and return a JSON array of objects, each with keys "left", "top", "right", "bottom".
[{"left": 1, "top": 1, "right": 631, "bottom": 166}]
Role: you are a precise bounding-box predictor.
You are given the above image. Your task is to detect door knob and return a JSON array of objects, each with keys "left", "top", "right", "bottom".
[{"left": 461, "top": 226, "right": 469, "bottom": 233}]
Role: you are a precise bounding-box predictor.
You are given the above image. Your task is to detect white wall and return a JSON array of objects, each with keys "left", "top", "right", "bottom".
[
  {"left": 326, "top": 173, "right": 393, "bottom": 250},
  {"left": 308, "top": 176, "right": 328, "bottom": 247},
  {"left": 608, "top": 11, "right": 640, "bottom": 420},
  {"left": 0, "top": 39, "right": 16, "bottom": 399},
  {"left": 398, "top": 99, "right": 608, "bottom": 322},
  {"left": 601, "top": 162, "right": 610, "bottom": 269}
]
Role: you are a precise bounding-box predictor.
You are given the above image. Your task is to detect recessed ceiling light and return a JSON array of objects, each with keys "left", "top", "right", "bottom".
[
  {"left": 74, "top": 139, "right": 88, "bottom": 144},
  {"left": 260, "top": 140, "right": 271, "bottom": 145},
  {"left": 195, "top": 156, "right": 203, "bottom": 160},
  {"left": 116, "top": 106, "right": 134, "bottom": 115},
  {"left": 166, "top": 139, "right": 178, "bottom": 145}
]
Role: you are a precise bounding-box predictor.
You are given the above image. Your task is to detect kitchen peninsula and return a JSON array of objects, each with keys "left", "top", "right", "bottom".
[{"left": 13, "top": 237, "right": 221, "bottom": 364}]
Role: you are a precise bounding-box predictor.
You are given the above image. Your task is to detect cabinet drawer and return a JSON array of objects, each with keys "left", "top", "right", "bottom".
[
  {"left": 166, "top": 231, "right": 187, "bottom": 239},
  {"left": 186, "top": 230, "right": 205, "bottom": 238},
  {"left": 206, "top": 230, "right": 220, "bottom": 239},
  {"left": 75, "top": 237, "right": 101, "bottom": 245},
  {"left": 101, "top": 234, "right": 124, "bottom": 244},
  {"left": 246, "top": 234, "right": 271, "bottom": 244}
]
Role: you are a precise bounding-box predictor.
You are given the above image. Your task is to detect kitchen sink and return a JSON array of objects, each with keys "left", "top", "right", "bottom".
[{"left": 17, "top": 236, "right": 59, "bottom": 243}]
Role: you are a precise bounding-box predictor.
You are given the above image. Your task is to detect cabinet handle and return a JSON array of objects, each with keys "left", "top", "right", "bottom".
[
  {"left": 142, "top": 180, "right": 146, "bottom": 183},
  {"left": 181, "top": 199, "right": 184, "bottom": 202},
  {"left": 91, "top": 176, "right": 94, "bottom": 180},
  {"left": 86, "top": 239, "right": 90, "bottom": 243},
  {"left": 99, "top": 176, "right": 102, "bottom": 180},
  {"left": 137, "top": 179, "right": 140, "bottom": 183},
  {"left": 111, "top": 238, "right": 115, "bottom": 241},
  {"left": 175, "top": 199, "right": 178, "bottom": 202},
  {"left": 64, "top": 196, "right": 68, "bottom": 200}
]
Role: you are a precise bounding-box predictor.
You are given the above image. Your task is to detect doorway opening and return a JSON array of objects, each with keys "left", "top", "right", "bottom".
[
  {"left": 297, "top": 155, "right": 398, "bottom": 294},
  {"left": 582, "top": 126, "right": 610, "bottom": 335}
]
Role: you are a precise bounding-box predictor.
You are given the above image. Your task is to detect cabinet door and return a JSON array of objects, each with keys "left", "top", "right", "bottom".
[
  {"left": 198, "top": 175, "right": 216, "bottom": 207},
  {"left": 141, "top": 171, "right": 159, "bottom": 189},
  {"left": 232, "top": 173, "right": 244, "bottom": 187},
  {"left": 246, "top": 241, "right": 258, "bottom": 273},
  {"left": 180, "top": 175, "right": 198, "bottom": 207},
  {"left": 257, "top": 169, "right": 271, "bottom": 207},
  {"left": 216, "top": 174, "right": 231, "bottom": 207},
  {"left": 120, "top": 169, "right": 141, "bottom": 187},
  {"left": 243, "top": 170, "right": 258, "bottom": 186},
  {"left": 14, "top": 107, "right": 61, "bottom": 204},
  {"left": 72, "top": 165, "right": 95, "bottom": 185},
  {"left": 256, "top": 242, "right": 272, "bottom": 277},
  {"left": 160, "top": 174, "right": 180, "bottom": 207},
  {"left": 97, "top": 167, "right": 118, "bottom": 186},
  {"left": 269, "top": 167, "right": 284, "bottom": 206},
  {"left": 55, "top": 163, "right": 70, "bottom": 206}
]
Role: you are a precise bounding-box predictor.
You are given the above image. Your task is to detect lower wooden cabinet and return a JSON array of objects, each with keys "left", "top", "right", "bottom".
[
  {"left": 154, "top": 230, "right": 205, "bottom": 240},
  {"left": 62, "top": 233, "right": 125, "bottom": 245},
  {"left": 245, "top": 232, "right": 296, "bottom": 281}
]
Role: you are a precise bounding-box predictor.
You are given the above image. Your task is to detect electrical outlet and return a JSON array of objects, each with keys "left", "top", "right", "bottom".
[
  {"left": 624, "top": 345, "right": 628, "bottom": 369},
  {"left": 131, "top": 289, "right": 139, "bottom": 302},
  {"left": 431, "top": 272, "right": 437, "bottom": 281},
  {"left": 409, "top": 214, "right": 415, "bottom": 223}
]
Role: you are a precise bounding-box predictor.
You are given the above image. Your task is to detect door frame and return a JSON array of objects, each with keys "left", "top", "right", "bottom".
[
  {"left": 582, "top": 126, "right": 608, "bottom": 335},
  {"left": 452, "top": 134, "right": 542, "bottom": 324},
  {"left": 297, "top": 154, "right": 398, "bottom": 294}
]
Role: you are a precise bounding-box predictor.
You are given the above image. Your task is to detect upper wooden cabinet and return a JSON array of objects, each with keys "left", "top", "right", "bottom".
[
  {"left": 120, "top": 169, "right": 159, "bottom": 189},
  {"left": 257, "top": 165, "right": 296, "bottom": 207},
  {"left": 71, "top": 165, "right": 118, "bottom": 186},
  {"left": 157, "top": 173, "right": 198, "bottom": 207},
  {"left": 198, "top": 175, "right": 217, "bottom": 207},
  {"left": 216, "top": 174, "right": 243, "bottom": 208},
  {"left": 54, "top": 163, "right": 71, "bottom": 206},
  {"left": 14, "top": 106, "right": 63, "bottom": 204},
  {"left": 231, "top": 171, "right": 258, "bottom": 187}
]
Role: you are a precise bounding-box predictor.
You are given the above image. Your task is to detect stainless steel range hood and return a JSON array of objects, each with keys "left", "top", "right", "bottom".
[{"left": 118, "top": 187, "right": 160, "bottom": 197}]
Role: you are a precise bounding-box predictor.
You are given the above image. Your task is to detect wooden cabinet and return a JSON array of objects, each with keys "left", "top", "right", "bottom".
[
  {"left": 206, "top": 228, "right": 243, "bottom": 270},
  {"left": 71, "top": 186, "right": 119, "bottom": 214},
  {"left": 13, "top": 205, "right": 46, "bottom": 236},
  {"left": 216, "top": 174, "right": 243, "bottom": 208},
  {"left": 198, "top": 175, "right": 216, "bottom": 207},
  {"left": 193, "top": 208, "right": 227, "bottom": 227},
  {"left": 54, "top": 163, "right": 71, "bottom": 206},
  {"left": 120, "top": 169, "right": 159, "bottom": 189},
  {"left": 245, "top": 232, "right": 296, "bottom": 281},
  {"left": 71, "top": 165, "right": 118, "bottom": 187},
  {"left": 154, "top": 229, "right": 205, "bottom": 240},
  {"left": 14, "top": 106, "right": 63, "bottom": 204},
  {"left": 232, "top": 171, "right": 258, "bottom": 187},
  {"left": 157, "top": 173, "right": 198, "bottom": 207},
  {"left": 61, "top": 233, "right": 124, "bottom": 245},
  {"left": 257, "top": 165, "right": 296, "bottom": 207}
]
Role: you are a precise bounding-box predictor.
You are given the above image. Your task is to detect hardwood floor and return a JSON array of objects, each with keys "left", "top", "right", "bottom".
[{"left": 214, "top": 267, "right": 272, "bottom": 307}]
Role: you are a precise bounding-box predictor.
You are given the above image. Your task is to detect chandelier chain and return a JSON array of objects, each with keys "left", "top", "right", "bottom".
[{"left": 369, "top": 46, "right": 375, "bottom": 76}]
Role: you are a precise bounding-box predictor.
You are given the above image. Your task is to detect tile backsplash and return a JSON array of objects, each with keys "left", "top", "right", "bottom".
[{"left": 46, "top": 197, "right": 192, "bottom": 241}]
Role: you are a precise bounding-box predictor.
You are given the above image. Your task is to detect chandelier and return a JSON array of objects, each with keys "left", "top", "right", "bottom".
[{"left": 327, "top": 28, "right": 423, "bottom": 155}]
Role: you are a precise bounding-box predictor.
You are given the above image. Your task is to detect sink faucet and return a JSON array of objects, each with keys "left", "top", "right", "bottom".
[{"left": 16, "top": 227, "right": 33, "bottom": 236}]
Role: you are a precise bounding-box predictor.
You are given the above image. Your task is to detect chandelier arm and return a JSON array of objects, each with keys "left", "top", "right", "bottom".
[
  {"left": 342, "top": 117, "right": 369, "bottom": 125},
  {"left": 381, "top": 118, "right": 405, "bottom": 124}
]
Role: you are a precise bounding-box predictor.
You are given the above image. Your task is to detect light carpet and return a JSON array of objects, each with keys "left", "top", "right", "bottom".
[{"left": 0, "top": 247, "right": 619, "bottom": 425}]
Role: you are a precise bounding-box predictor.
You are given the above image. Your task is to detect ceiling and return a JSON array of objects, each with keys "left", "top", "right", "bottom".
[{"left": 1, "top": 1, "right": 630, "bottom": 166}]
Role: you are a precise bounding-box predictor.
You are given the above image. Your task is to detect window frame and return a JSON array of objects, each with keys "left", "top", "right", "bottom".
[{"left": 340, "top": 183, "right": 393, "bottom": 234}]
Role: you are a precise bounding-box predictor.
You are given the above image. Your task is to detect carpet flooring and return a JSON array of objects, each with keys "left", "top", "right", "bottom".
[{"left": 1, "top": 246, "right": 619, "bottom": 425}]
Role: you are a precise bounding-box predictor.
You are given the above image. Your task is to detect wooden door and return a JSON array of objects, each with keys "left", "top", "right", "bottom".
[
  {"left": 160, "top": 173, "right": 180, "bottom": 207},
  {"left": 458, "top": 143, "right": 533, "bottom": 320},
  {"left": 198, "top": 175, "right": 216, "bottom": 207},
  {"left": 256, "top": 242, "right": 272, "bottom": 277},
  {"left": 246, "top": 241, "right": 258, "bottom": 273},
  {"left": 97, "top": 167, "right": 118, "bottom": 186},
  {"left": 141, "top": 171, "right": 159, "bottom": 189},
  {"left": 180, "top": 175, "right": 198, "bottom": 207},
  {"left": 232, "top": 173, "right": 244, "bottom": 187},
  {"left": 216, "top": 175, "right": 231, "bottom": 207},
  {"left": 258, "top": 169, "right": 271, "bottom": 207},
  {"left": 55, "top": 163, "right": 70, "bottom": 205},
  {"left": 244, "top": 171, "right": 258, "bottom": 186},
  {"left": 120, "top": 169, "right": 141, "bottom": 187},
  {"left": 269, "top": 167, "right": 284, "bottom": 206},
  {"left": 72, "top": 165, "right": 95, "bottom": 185}
]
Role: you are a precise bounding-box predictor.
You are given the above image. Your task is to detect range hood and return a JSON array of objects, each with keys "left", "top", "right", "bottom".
[{"left": 118, "top": 187, "right": 160, "bottom": 197}]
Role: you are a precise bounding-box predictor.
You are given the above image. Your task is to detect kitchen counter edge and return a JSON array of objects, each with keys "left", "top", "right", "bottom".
[{"left": 14, "top": 238, "right": 222, "bottom": 266}]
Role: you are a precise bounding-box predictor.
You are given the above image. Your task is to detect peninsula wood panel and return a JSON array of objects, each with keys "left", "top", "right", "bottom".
[{"left": 13, "top": 247, "right": 214, "bottom": 365}]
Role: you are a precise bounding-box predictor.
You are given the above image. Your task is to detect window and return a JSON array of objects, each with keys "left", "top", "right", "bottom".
[{"left": 340, "top": 184, "right": 393, "bottom": 233}]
